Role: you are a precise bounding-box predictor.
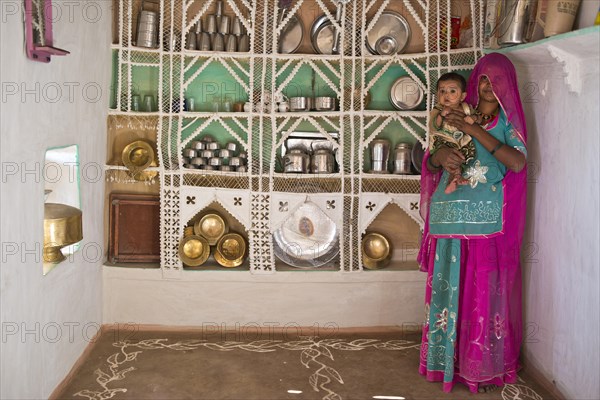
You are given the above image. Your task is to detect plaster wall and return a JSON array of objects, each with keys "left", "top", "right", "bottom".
[
  {"left": 506, "top": 31, "right": 600, "bottom": 400},
  {"left": 0, "top": 2, "right": 111, "bottom": 398},
  {"left": 103, "top": 268, "right": 426, "bottom": 329}
]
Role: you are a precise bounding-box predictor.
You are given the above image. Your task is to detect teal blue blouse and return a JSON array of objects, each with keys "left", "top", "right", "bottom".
[{"left": 428, "top": 110, "right": 526, "bottom": 237}]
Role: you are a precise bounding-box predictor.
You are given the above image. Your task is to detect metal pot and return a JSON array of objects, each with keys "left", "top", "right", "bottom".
[
  {"left": 314, "top": 96, "right": 336, "bottom": 111},
  {"left": 310, "top": 149, "right": 335, "bottom": 173},
  {"left": 283, "top": 149, "right": 310, "bottom": 173},
  {"left": 289, "top": 97, "right": 308, "bottom": 112}
]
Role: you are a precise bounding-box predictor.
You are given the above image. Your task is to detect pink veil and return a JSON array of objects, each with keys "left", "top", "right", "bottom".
[{"left": 418, "top": 53, "right": 528, "bottom": 269}]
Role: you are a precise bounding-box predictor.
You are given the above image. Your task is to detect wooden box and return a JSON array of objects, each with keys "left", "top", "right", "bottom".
[{"left": 109, "top": 193, "right": 160, "bottom": 264}]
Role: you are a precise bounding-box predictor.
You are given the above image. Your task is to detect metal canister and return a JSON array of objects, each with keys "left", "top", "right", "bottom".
[
  {"left": 283, "top": 149, "right": 310, "bottom": 173},
  {"left": 497, "top": 0, "right": 538, "bottom": 46},
  {"left": 369, "top": 139, "right": 391, "bottom": 173},
  {"left": 392, "top": 143, "right": 412, "bottom": 174},
  {"left": 136, "top": 10, "right": 158, "bottom": 48},
  {"left": 310, "top": 149, "right": 335, "bottom": 173}
]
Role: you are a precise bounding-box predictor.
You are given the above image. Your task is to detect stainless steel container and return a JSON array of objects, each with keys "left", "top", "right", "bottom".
[
  {"left": 225, "top": 34, "right": 237, "bottom": 52},
  {"left": 206, "top": 15, "right": 217, "bottom": 34},
  {"left": 314, "top": 96, "right": 336, "bottom": 111},
  {"left": 201, "top": 149, "right": 215, "bottom": 158},
  {"left": 289, "top": 97, "right": 308, "bottom": 111},
  {"left": 283, "top": 149, "right": 310, "bottom": 173},
  {"left": 186, "top": 32, "right": 197, "bottom": 50},
  {"left": 369, "top": 139, "right": 391, "bottom": 173},
  {"left": 219, "top": 15, "right": 231, "bottom": 34},
  {"left": 497, "top": 0, "right": 538, "bottom": 46},
  {"left": 209, "top": 157, "right": 223, "bottom": 167},
  {"left": 212, "top": 33, "right": 225, "bottom": 51},
  {"left": 198, "top": 32, "right": 211, "bottom": 51},
  {"left": 226, "top": 142, "right": 238, "bottom": 152},
  {"left": 182, "top": 148, "right": 197, "bottom": 157},
  {"left": 236, "top": 165, "right": 247, "bottom": 173},
  {"left": 238, "top": 151, "right": 247, "bottom": 160},
  {"left": 191, "top": 157, "right": 206, "bottom": 166},
  {"left": 190, "top": 141, "right": 204, "bottom": 150},
  {"left": 207, "top": 142, "right": 220, "bottom": 151},
  {"left": 238, "top": 35, "right": 250, "bottom": 52},
  {"left": 310, "top": 149, "right": 335, "bottom": 173},
  {"left": 220, "top": 165, "right": 234, "bottom": 172},
  {"left": 136, "top": 10, "right": 158, "bottom": 48},
  {"left": 392, "top": 143, "right": 412, "bottom": 174},
  {"left": 229, "top": 157, "right": 243, "bottom": 167}
]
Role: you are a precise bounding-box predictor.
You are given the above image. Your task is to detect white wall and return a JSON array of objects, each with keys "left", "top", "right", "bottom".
[
  {"left": 505, "top": 30, "right": 600, "bottom": 399},
  {"left": 0, "top": 2, "right": 111, "bottom": 398}
]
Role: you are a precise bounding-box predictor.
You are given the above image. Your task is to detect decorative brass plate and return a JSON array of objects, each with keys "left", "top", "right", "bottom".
[
  {"left": 178, "top": 234, "right": 210, "bottom": 267},
  {"left": 214, "top": 233, "right": 247, "bottom": 268},
  {"left": 362, "top": 232, "right": 392, "bottom": 270},
  {"left": 194, "top": 212, "right": 228, "bottom": 245}
]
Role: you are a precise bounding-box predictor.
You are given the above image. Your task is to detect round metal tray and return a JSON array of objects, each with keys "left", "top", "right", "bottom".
[
  {"left": 280, "top": 15, "right": 304, "bottom": 54},
  {"left": 273, "top": 201, "right": 339, "bottom": 268},
  {"left": 366, "top": 11, "right": 411, "bottom": 55},
  {"left": 310, "top": 14, "right": 335, "bottom": 55}
]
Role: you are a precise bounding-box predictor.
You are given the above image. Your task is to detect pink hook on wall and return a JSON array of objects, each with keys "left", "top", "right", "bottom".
[{"left": 24, "top": 0, "right": 70, "bottom": 63}]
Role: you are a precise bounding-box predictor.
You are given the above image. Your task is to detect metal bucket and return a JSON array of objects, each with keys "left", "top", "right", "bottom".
[{"left": 497, "top": 0, "right": 538, "bottom": 46}]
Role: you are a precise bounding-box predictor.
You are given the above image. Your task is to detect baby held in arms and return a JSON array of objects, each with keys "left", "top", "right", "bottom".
[{"left": 429, "top": 72, "right": 484, "bottom": 194}]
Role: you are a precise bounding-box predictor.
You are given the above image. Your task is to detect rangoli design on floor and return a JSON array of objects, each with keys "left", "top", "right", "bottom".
[{"left": 73, "top": 337, "right": 544, "bottom": 400}]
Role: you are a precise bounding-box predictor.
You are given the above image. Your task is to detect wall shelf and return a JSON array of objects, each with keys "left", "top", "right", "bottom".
[{"left": 106, "top": 0, "right": 484, "bottom": 275}]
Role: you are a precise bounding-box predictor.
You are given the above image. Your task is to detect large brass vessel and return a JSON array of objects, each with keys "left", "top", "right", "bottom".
[{"left": 43, "top": 203, "right": 83, "bottom": 263}]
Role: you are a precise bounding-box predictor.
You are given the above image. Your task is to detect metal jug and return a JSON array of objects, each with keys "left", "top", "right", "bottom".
[
  {"left": 497, "top": 0, "right": 538, "bottom": 46},
  {"left": 283, "top": 149, "right": 310, "bottom": 173},
  {"left": 310, "top": 148, "right": 335, "bottom": 174}
]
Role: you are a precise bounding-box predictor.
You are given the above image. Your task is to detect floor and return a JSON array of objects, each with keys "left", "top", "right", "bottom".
[{"left": 56, "top": 327, "right": 556, "bottom": 400}]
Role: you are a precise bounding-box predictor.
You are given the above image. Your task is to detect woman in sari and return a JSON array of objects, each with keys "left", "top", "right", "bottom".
[{"left": 418, "top": 53, "right": 528, "bottom": 393}]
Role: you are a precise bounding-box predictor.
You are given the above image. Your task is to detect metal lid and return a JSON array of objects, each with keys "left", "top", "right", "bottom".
[
  {"left": 366, "top": 11, "right": 411, "bottom": 55},
  {"left": 395, "top": 142, "right": 412, "bottom": 149},
  {"left": 389, "top": 77, "right": 423, "bottom": 110}
]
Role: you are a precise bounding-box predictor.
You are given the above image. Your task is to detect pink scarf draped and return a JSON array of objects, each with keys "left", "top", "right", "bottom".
[
  {"left": 419, "top": 53, "right": 528, "bottom": 269},
  {"left": 417, "top": 53, "right": 528, "bottom": 392}
]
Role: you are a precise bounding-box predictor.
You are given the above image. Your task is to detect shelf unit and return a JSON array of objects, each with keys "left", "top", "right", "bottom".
[{"left": 107, "top": 0, "right": 484, "bottom": 274}]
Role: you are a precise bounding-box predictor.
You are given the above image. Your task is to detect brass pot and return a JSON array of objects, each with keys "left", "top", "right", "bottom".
[{"left": 43, "top": 203, "right": 83, "bottom": 263}]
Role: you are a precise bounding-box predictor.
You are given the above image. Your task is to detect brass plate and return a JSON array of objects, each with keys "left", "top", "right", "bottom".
[
  {"left": 122, "top": 140, "right": 154, "bottom": 171},
  {"left": 178, "top": 234, "right": 210, "bottom": 267},
  {"left": 194, "top": 212, "right": 228, "bottom": 245},
  {"left": 214, "top": 233, "right": 247, "bottom": 267},
  {"left": 362, "top": 232, "right": 392, "bottom": 270},
  {"left": 131, "top": 160, "right": 158, "bottom": 182}
]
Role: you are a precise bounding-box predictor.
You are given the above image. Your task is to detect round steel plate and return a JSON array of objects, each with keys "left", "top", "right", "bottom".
[
  {"left": 366, "top": 11, "right": 411, "bottom": 55},
  {"left": 389, "top": 76, "right": 424, "bottom": 110},
  {"left": 310, "top": 15, "right": 335, "bottom": 55},
  {"left": 273, "top": 201, "right": 339, "bottom": 268},
  {"left": 280, "top": 15, "right": 304, "bottom": 54}
]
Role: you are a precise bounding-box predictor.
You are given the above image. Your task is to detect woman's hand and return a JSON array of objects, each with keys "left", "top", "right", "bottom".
[
  {"left": 430, "top": 147, "right": 465, "bottom": 174},
  {"left": 444, "top": 109, "right": 471, "bottom": 133}
]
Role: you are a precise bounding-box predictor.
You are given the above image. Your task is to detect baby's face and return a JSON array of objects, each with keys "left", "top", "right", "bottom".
[{"left": 437, "top": 80, "right": 466, "bottom": 107}]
